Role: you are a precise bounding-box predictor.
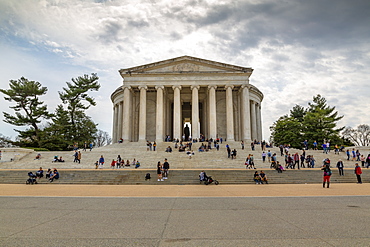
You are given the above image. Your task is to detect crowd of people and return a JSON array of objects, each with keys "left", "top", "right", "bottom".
[
  {"left": 28, "top": 167, "right": 60, "bottom": 183},
  {"left": 94, "top": 155, "right": 141, "bottom": 169},
  {"left": 29, "top": 136, "right": 367, "bottom": 185}
]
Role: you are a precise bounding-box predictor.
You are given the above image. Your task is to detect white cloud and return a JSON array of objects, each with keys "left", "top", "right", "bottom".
[{"left": 0, "top": 0, "right": 369, "bottom": 141}]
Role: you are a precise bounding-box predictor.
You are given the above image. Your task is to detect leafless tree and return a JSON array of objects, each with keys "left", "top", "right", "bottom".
[
  {"left": 342, "top": 124, "right": 370, "bottom": 146},
  {"left": 0, "top": 133, "right": 16, "bottom": 148},
  {"left": 94, "top": 129, "right": 112, "bottom": 147}
]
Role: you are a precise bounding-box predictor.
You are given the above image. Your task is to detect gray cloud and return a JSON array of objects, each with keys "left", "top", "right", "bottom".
[
  {"left": 97, "top": 19, "right": 123, "bottom": 43},
  {"left": 0, "top": 0, "right": 370, "bottom": 140}
]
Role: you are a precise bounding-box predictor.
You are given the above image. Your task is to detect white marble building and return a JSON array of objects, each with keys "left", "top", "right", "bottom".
[{"left": 111, "top": 56, "right": 263, "bottom": 143}]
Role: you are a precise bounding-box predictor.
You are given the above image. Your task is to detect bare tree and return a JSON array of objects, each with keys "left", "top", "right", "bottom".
[
  {"left": 342, "top": 124, "right": 370, "bottom": 146},
  {"left": 94, "top": 129, "right": 112, "bottom": 147},
  {"left": 0, "top": 133, "right": 16, "bottom": 148}
]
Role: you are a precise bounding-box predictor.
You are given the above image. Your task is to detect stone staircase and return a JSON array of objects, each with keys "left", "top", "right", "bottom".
[
  {"left": 3, "top": 142, "right": 369, "bottom": 170},
  {"left": 0, "top": 142, "right": 369, "bottom": 185},
  {"left": 0, "top": 168, "right": 368, "bottom": 185}
]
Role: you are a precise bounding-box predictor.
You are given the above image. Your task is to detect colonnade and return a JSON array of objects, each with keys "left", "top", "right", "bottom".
[{"left": 112, "top": 84, "right": 263, "bottom": 143}]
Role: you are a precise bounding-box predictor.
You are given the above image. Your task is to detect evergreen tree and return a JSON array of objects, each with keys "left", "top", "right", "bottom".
[
  {"left": 270, "top": 94, "right": 344, "bottom": 148},
  {"left": 0, "top": 77, "right": 52, "bottom": 147},
  {"left": 289, "top": 104, "right": 306, "bottom": 122},
  {"left": 270, "top": 115, "right": 303, "bottom": 148},
  {"left": 41, "top": 105, "right": 72, "bottom": 150},
  {"left": 59, "top": 73, "right": 100, "bottom": 133},
  {"left": 49, "top": 73, "right": 100, "bottom": 147},
  {"left": 303, "top": 95, "right": 344, "bottom": 145}
]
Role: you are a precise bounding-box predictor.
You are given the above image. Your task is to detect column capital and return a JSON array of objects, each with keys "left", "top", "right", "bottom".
[
  {"left": 122, "top": 85, "right": 132, "bottom": 91},
  {"left": 190, "top": 85, "right": 200, "bottom": 90},
  {"left": 239, "top": 84, "right": 250, "bottom": 93},
  {"left": 208, "top": 85, "right": 217, "bottom": 90},
  {"left": 172, "top": 85, "right": 182, "bottom": 90},
  {"left": 138, "top": 85, "right": 148, "bottom": 91},
  {"left": 225, "top": 85, "right": 234, "bottom": 90},
  {"left": 155, "top": 85, "right": 164, "bottom": 90}
]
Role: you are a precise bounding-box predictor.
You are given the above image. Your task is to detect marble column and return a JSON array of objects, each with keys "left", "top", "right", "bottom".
[
  {"left": 191, "top": 85, "right": 200, "bottom": 140},
  {"left": 241, "top": 85, "right": 251, "bottom": 141},
  {"left": 117, "top": 101, "right": 123, "bottom": 142},
  {"left": 251, "top": 101, "right": 257, "bottom": 141},
  {"left": 172, "top": 85, "right": 182, "bottom": 140},
  {"left": 122, "top": 86, "right": 132, "bottom": 141},
  {"left": 166, "top": 91, "right": 172, "bottom": 140},
  {"left": 225, "top": 85, "right": 234, "bottom": 141},
  {"left": 112, "top": 104, "right": 118, "bottom": 143},
  {"left": 156, "top": 86, "right": 164, "bottom": 142},
  {"left": 208, "top": 85, "right": 217, "bottom": 139},
  {"left": 138, "top": 86, "right": 147, "bottom": 141},
  {"left": 112, "top": 104, "right": 116, "bottom": 143},
  {"left": 256, "top": 103, "right": 262, "bottom": 141}
]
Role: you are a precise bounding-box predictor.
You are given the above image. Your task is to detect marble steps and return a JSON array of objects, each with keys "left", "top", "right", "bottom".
[
  {"left": 0, "top": 169, "right": 367, "bottom": 185},
  {"left": 2, "top": 143, "right": 368, "bottom": 172}
]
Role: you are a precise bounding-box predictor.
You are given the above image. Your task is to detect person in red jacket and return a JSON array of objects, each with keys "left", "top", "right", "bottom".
[{"left": 355, "top": 163, "right": 362, "bottom": 184}]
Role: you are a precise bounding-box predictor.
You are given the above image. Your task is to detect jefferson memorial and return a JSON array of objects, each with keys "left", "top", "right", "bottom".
[{"left": 111, "top": 56, "right": 263, "bottom": 143}]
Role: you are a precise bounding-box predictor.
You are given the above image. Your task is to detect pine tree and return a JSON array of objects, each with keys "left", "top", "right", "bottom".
[
  {"left": 270, "top": 94, "right": 344, "bottom": 148},
  {"left": 303, "top": 94, "right": 344, "bottom": 145},
  {"left": 270, "top": 115, "right": 303, "bottom": 148},
  {"left": 59, "top": 73, "right": 100, "bottom": 132},
  {"left": 52, "top": 73, "right": 100, "bottom": 146},
  {"left": 0, "top": 77, "right": 52, "bottom": 147}
]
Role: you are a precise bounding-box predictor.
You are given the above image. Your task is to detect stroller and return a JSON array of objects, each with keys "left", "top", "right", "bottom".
[
  {"left": 26, "top": 172, "right": 38, "bottom": 185},
  {"left": 199, "top": 171, "right": 219, "bottom": 185}
]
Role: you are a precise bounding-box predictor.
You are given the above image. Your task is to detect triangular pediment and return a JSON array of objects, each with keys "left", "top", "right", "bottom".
[{"left": 119, "top": 56, "right": 252, "bottom": 76}]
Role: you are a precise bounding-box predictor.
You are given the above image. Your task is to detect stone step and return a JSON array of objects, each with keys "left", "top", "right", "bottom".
[
  {"left": 1, "top": 169, "right": 367, "bottom": 185},
  {"left": 3, "top": 144, "right": 367, "bottom": 172}
]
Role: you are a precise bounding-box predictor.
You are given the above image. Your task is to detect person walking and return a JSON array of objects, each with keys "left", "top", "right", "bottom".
[
  {"left": 163, "top": 158, "right": 170, "bottom": 179},
  {"left": 354, "top": 163, "right": 362, "bottom": 184},
  {"left": 77, "top": 151, "right": 81, "bottom": 164},
  {"left": 73, "top": 151, "right": 79, "bottom": 163},
  {"left": 157, "top": 161, "right": 163, "bottom": 181},
  {"left": 360, "top": 155, "right": 365, "bottom": 167},
  {"left": 226, "top": 144, "right": 231, "bottom": 158},
  {"left": 336, "top": 159, "right": 344, "bottom": 176},
  {"left": 366, "top": 154, "right": 370, "bottom": 168},
  {"left": 267, "top": 150, "right": 272, "bottom": 163},
  {"left": 262, "top": 152, "right": 266, "bottom": 163},
  {"left": 98, "top": 155, "right": 105, "bottom": 169},
  {"left": 116, "top": 155, "right": 122, "bottom": 169},
  {"left": 321, "top": 164, "right": 332, "bottom": 188}
]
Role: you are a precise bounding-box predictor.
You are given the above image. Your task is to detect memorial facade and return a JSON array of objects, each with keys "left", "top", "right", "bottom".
[{"left": 111, "top": 56, "right": 263, "bottom": 143}]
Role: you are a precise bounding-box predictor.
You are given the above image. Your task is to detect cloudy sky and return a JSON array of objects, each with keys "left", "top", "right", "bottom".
[{"left": 1, "top": 0, "right": 369, "bottom": 141}]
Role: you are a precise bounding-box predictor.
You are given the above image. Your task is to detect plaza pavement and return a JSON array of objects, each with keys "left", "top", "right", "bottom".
[
  {"left": 1, "top": 183, "right": 370, "bottom": 247},
  {"left": 1, "top": 145, "right": 370, "bottom": 246}
]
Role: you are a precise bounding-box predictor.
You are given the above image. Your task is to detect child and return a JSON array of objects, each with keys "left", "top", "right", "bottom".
[{"left": 111, "top": 159, "right": 116, "bottom": 169}]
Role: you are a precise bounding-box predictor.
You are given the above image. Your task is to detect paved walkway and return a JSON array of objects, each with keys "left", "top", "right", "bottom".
[
  {"left": 1, "top": 184, "right": 370, "bottom": 247},
  {"left": 1, "top": 192, "right": 370, "bottom": 247}
]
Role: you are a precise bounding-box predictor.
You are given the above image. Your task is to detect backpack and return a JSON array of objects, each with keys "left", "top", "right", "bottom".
[{"left": 145, "top": 173, "right": 151, "bottom": 180}]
